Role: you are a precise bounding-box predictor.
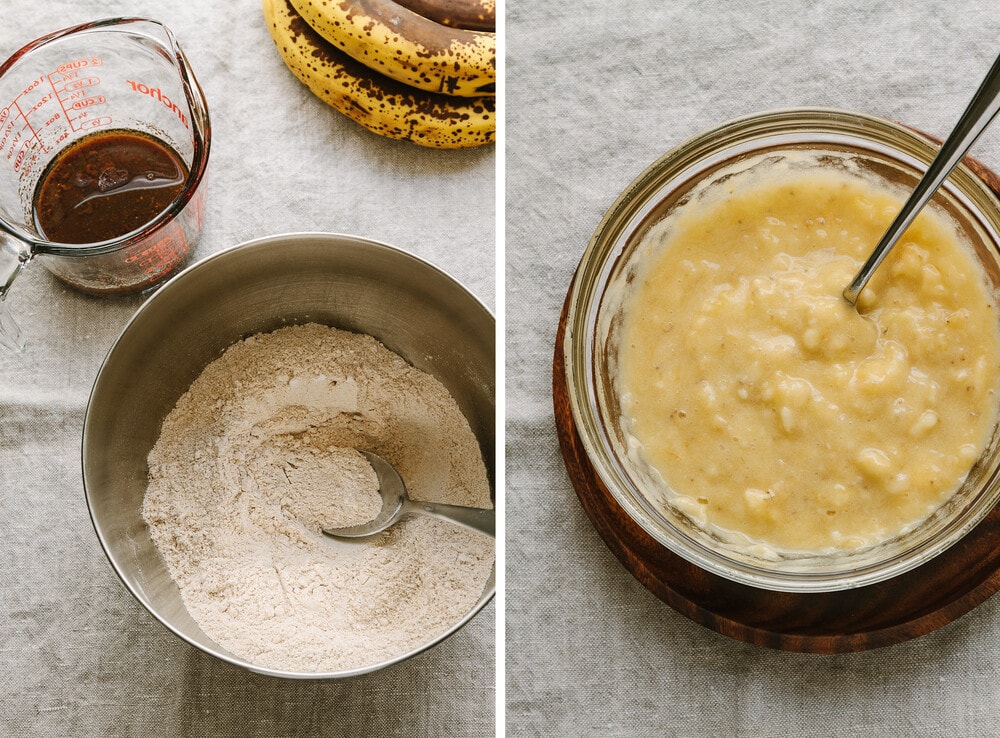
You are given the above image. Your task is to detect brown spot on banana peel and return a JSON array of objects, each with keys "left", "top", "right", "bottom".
[
  {"left": 345, "top": 0, "right": 484, "bottom": 53},
  {"left": 288, "top": 0, "right": 494, "bottom": 97},
  {"left": 270, "top": 0, "right": 494, "bottom": 146},
  {"left": 393, "top": 0, "right": 495, "bottom": 32}
]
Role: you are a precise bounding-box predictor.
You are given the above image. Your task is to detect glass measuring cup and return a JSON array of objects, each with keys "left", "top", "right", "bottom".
[{"left": 0, "top": 17, "right": 210, "bottom": 350}]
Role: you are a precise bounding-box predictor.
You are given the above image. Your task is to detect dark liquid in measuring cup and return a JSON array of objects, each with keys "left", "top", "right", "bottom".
[{"left": 32, "top": 129, "right": 188, "bottom": 244}]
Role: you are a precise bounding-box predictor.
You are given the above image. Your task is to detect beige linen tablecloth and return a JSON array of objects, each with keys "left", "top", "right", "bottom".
[
  {"left": 0, "top": 2, "right": 495, "bottom": 735},
  {"left": 506, "top": 1, "right": 1000, "bottom": 736}
]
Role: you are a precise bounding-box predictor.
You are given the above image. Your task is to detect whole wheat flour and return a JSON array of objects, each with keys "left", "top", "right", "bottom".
[{"left": 141, "top": 323, "right": 494, "bottom": 673}]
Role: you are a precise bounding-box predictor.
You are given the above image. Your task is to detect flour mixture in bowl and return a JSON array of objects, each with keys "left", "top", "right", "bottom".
[
  {"left": 142, "top": 323, "right": 494, "bottom": 674},
  {"left": 615, "top": 152, "right": 1000, "bottom": 555}
]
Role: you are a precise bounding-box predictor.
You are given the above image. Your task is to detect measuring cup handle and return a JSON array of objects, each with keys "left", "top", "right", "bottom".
[{"left": 0, "top": 233, "right": 31, "bottom": 352}]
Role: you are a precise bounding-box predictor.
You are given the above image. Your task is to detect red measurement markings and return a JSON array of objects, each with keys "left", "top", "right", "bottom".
[
  {"left": 1, "top": 58, "right": 110, "bottom": 175},
  {"left": 0, "top": 105, "right": 17, "bottom": 154},
  {"left": 1, "top": 77, "right": 45, "bottom": 173},
  {"left": 49, "top": 59, "right": 107, "bottom": 134},
  {"left": 53, "top": 56, "right": 102, "bottom": 76}
]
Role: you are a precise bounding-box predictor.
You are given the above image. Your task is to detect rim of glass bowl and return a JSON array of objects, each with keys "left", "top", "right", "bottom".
[{"left": 563, "top": 107, "right": 1000, "bottom": 592}]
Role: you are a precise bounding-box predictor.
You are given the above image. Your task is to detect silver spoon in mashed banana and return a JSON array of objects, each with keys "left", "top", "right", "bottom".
[
  {"left": 844, "top": 51, "right": 1000, "bottom": 306},
  {"left": 322, "top": 451, "right": 495, "bottom": 539}
]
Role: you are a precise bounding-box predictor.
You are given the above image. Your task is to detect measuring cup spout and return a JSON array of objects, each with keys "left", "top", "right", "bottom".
[{"left": 0, "top": 232, "right": 31, "bottom": 352}]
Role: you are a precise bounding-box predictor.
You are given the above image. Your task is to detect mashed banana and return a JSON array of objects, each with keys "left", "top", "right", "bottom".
[{"left": 617, "top": 157, "right": 1000, "bottom": 552}]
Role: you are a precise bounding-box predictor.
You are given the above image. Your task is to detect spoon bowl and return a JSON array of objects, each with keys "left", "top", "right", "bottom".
[{"left": 323, "top": 451, "right": 495, "bottom": 539}]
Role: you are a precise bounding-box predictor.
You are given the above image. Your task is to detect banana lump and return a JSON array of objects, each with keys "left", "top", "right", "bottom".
[{"left": 616, "top": 154, "right": 1000, "bottom": 553}]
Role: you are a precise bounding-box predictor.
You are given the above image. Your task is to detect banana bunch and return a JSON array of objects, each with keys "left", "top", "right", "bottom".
[{"left": 262, "top": 0, "right": 496, "bottom": 149}]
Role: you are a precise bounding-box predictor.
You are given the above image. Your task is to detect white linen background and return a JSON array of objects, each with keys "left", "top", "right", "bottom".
[
  {"left": 506, "top": 1, "right": 1000, "bottom": 736},
  {"left": 0, "top": 1, "right": 495, "bottom": 736}
]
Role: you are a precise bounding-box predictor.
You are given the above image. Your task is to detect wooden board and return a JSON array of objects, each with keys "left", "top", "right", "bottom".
[{"left": 552, "top": 150, "right": 1000, "bottom": 653}]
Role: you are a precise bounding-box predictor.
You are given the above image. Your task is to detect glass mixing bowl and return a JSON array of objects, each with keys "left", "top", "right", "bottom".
[{"left": 563, "top": 108, "right": 1000, "bottom": 592}]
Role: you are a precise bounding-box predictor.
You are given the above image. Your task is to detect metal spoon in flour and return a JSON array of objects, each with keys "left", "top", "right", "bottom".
[
  {"left": 322, "top": 451, "right": 495, "bottom": 539},
  {"left": 843, "top": 51, "right": 1000, "bottom": 305}
]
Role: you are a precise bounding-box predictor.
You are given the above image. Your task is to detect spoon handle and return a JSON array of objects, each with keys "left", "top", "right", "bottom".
[
  {"left": 406, "top": 499, "right": 496, "bottom": 537},
  {"left": 844, "top": 51, "right": 1000, "bottom": 305}
]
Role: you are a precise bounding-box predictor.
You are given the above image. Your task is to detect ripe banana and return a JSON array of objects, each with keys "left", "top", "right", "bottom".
[
  {"left": 393, "top": 0, "right": 495, "bottom": 31},
  {"left": 263, "top": 0, "right": 495, "bottom": 148},
  {"left": 287, "top": 0, "right": 495, "bottom": 97}
]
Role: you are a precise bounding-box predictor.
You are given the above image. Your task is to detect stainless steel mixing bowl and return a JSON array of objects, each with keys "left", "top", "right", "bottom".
[{"left": 82, "top": 232, "right": 495, "bottom": 678}]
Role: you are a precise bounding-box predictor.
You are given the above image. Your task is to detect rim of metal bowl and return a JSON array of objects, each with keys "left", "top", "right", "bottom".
[
  {"left": 82, "top": 231, "right": 496, "bottom": 679},
  {"left": 563, "top": 107, "right": 1000, "bottom": 593}
]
